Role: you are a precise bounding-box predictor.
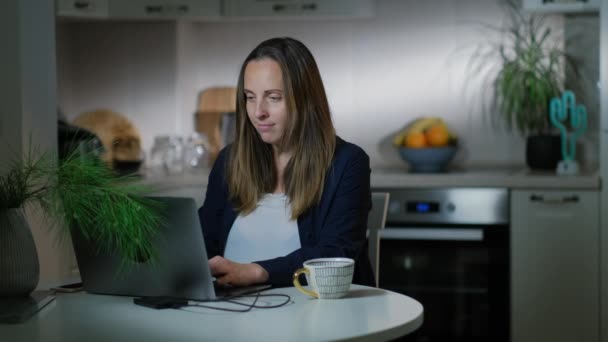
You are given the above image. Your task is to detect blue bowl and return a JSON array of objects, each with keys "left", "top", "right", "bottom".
[{"left": 398, "top": 146, "right": 457, "bottom": 173}]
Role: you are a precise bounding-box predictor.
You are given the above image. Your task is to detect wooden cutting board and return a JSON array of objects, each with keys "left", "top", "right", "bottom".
[{"left": 195, "top": 87, "right": 236, "bottom": 164}]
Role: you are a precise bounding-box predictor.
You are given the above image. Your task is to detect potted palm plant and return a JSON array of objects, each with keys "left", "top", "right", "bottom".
[
  {"left": 470, "top": 0, "right": 580, "bottom": 169},
  {"left": 0, "top": 144, "right": 163, "bottom": 297}
]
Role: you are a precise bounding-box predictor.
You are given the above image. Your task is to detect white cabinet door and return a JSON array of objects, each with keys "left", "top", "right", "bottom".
[
  {"left": 223, "top": 0, "right": 374, "bottom": 18},
  {"left": 522, "top": 0, "right": 600, "bottom": 13},
  {"left": 299, "top": 0, "right": 374, "bottom": 17},
  {"left": 511, "top": 189, "right": 599, "bottom": 342},
  {"left": 223, "top": 0, "right": 300, "bottom": 17},
  {"left": 57, "top": 0, "right": 109, "bottom": 18},
  {"left": 108, "top": 0, "right": 220, "bottom": 20}
]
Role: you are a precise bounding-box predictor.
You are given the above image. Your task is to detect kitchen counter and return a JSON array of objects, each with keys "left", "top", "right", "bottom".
[
  {"left": 137, "top": 170, "right": 210, "bottom": 207},
  {"left": 140, "top": 170, "right": 210, "bottom": 190},
  {"left": 371, "top": 165, "right": 601, "bottom": 190},
  {"left": 135, "top": 165, "right": 601, "bottom": 198}
]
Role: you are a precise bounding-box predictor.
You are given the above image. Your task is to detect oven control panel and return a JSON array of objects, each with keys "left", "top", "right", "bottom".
[{"left": 376, "top": 188, "right": 509, "bottom": 225}]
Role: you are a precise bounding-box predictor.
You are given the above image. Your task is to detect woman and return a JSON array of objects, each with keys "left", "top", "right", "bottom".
[{"left": 198, "top": 37, "right": 374, "bottom": 287}]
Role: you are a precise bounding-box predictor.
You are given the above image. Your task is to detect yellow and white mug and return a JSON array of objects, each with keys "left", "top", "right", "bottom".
[{"left": 292, "top": 258, "right": 355, "bottom": 299}]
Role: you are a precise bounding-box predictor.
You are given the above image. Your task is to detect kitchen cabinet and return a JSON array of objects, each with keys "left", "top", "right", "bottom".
[
  {"left": 222, "top": 0, "right": 375, "bottom": 18},
  {"left": 58, "top": 0, "right": 372, "bottom": 20},
  {"left": 109, "top": 0, "right": 220, "bottom": 20},
  {"left": 511, "top": 189, "right": 599, "bottom": 342},
  {"left": 522, "top": 0, "right": 600, "bottom": 13},
  {"left": 56, "top": 0, "right": 109, "bottom": 18},
  {"left": 57, "top": 0, "right": 221, "bottom": 20}
]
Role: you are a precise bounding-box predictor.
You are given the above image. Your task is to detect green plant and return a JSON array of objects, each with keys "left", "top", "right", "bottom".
[
  {"left": 0, "top": 144, "right": 164, "bottom": 268},
  {"left": 468, "top": 0, "right": 580, "bottom": 135}
]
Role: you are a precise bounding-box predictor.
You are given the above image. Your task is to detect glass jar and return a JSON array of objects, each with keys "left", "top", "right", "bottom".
[
  {"left": 148, "top": 135, "right": 184, "bottom": 176},
  {"left": 148, "top": 136, "right": 170, "bottom": 177},
  {"left": 166, "top": 136, "right": 184, "bottom": 175},
  {"left": 184, "top": 132, "right": 210, "bottom": 172}
]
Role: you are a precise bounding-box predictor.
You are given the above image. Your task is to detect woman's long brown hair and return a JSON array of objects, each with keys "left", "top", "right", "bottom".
[{"left": 227, "top": 37, "right": 336, "bottom": 219}]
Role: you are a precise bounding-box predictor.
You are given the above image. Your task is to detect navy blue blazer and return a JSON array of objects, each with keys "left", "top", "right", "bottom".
[{"left": 198, "top": 137, "right": 374, "bottom": 287}]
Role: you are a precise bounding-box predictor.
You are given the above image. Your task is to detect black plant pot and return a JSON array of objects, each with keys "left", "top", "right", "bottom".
[{"left": 526, "top": 134, "right": 562, "bottom": 170}]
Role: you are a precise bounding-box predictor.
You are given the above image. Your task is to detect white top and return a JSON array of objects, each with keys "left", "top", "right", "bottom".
[
  {"left": 224, "top": 193, "right": 301, "bottom": 263},
  {"left": 0, "top": 285, "right": 424, "bottom": 342}
]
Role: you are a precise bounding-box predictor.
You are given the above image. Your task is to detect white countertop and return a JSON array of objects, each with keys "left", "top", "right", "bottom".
[
  {"left": 139, "top": 170, "right": 210, "bottom": 190},
  {"left": 136, "top": 164, "right": 601, "bottom": 194},
  {"left": 371, "top": 165, "right": 601, "bottom": 190},
  {"left": 138, "top": 170, "right": 210, "bottom": 207}
]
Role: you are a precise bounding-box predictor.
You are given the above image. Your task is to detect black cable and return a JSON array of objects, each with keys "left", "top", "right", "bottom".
[
  {"left": 223, "top": 293, "right": 292, "bottom": 309},
  {"left": 134, "top": 291, "right": 292, "bottom": 312},
  {"left": 183, "top": 290, "right": 261, "bottom": 312},
  {"left": 181, "top": 291, "right": 292, "bottom": 313}
]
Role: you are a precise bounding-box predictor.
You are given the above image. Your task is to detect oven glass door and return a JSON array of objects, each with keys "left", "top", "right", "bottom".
[{"left": 379, "top": 224, "right": 509, "bottom": 342}]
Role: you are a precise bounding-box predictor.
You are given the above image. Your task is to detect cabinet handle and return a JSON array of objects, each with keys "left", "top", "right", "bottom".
[
  {"left": 380, "top": 228, "right": 484, "bottom": 242},
  {"left": 146, "top": 5, "right": 164, "bottom": 14},
  {"left": 272, "top": 4, "right": 286, "bottom": 12},
  {"left": 146, "top": 5, "right": 188, "bottom": 15},
  {"left": 529, "top": 194, "right": 580, "bottom": 204},
  {"left": 301, "top": 3, "right": 318, "bottom": 11},
  {"left": 74, "top": 1, "right": 90, "bottom": 10}
]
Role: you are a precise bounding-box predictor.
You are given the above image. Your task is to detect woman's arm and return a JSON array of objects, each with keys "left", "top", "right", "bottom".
[
  {"left": 209, "top": 255, "right": 269, "bottom": 286},
  {"left": 198, "top": 149, "right": 230, "bottom": 258}
]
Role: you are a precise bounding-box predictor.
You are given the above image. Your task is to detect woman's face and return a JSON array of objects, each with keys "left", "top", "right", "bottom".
[{"left": 244, "top": 58, "right": 288, "bottom": 147}]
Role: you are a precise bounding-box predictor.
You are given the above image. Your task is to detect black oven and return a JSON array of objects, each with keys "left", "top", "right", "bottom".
[{"left": 373, "top": 188, "right": 509, "bottom": 342}]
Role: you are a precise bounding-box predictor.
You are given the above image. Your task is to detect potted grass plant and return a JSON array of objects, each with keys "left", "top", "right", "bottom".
[
  {"left": 0, "top": 144, "right": 163, "bottom": 297},
  {"left": 469, "top": 0, "right": 581, "bottom": 169}
]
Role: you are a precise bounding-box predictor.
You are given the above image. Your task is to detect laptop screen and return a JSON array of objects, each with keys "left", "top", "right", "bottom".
[{"left": 71, "top": 196, "right": 218, "bottom": 301}]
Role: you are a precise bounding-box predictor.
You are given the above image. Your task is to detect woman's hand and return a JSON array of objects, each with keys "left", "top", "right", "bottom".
[{"left": 209, "top": 256, "right": 269, "bottom": 287}]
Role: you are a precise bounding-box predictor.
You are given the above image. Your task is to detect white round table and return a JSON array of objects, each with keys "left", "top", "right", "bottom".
[{"left": 0, "top": 285, "right": 423, "bottom": 342}]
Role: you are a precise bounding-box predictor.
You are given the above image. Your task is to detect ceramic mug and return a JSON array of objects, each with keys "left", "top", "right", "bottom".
[{"left": 292, "top": 258, "right": 355, "bottom": 299}]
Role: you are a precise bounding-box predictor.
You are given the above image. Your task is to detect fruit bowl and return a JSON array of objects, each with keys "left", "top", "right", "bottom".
[{"left": 398, "top": 146, "right": 457, "bottom": 173}]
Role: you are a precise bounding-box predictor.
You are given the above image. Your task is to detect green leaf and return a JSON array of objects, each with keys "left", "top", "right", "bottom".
[
  {"left": 1, "top": 143, "right": 165, "bottom": 271},
  {"left": 464, "top": 0, "right": 581, "bottom": 135}
]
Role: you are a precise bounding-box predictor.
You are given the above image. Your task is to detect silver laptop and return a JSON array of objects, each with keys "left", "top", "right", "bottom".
[{"left": 71, "top": 196, "right": 269, "bottom": 301}]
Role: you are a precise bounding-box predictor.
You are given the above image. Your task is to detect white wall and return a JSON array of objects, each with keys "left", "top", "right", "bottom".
[
  {"left": 0, "top": 1, "right": 23, "bottom": 166},
  {"left": 565, "top": 14, "right": 600, "bottom": 165},
  {"left": 57, "top": 21, "right": 178, "bottom": 154},
  {"left": 599, "top": 1, "right": 608, "bottom": 341},
  {"left": 56, "top": 0, "right": 599, "bottom": 169},
  {"left": 1, "top": 0, "right": 76, "bottom": 288}
]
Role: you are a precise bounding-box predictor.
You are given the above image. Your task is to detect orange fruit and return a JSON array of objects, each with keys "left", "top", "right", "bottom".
[
  {"left": 405, "top": 131, "right": 428, "bottom": 148},
  {"left": 425, "top": 124, "right": 450, "bottom": 147}
]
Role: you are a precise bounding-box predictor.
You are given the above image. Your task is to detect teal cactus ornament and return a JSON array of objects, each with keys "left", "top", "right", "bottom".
[{"left": 549, "top": 90, "right": 587, "bottom": 175}]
